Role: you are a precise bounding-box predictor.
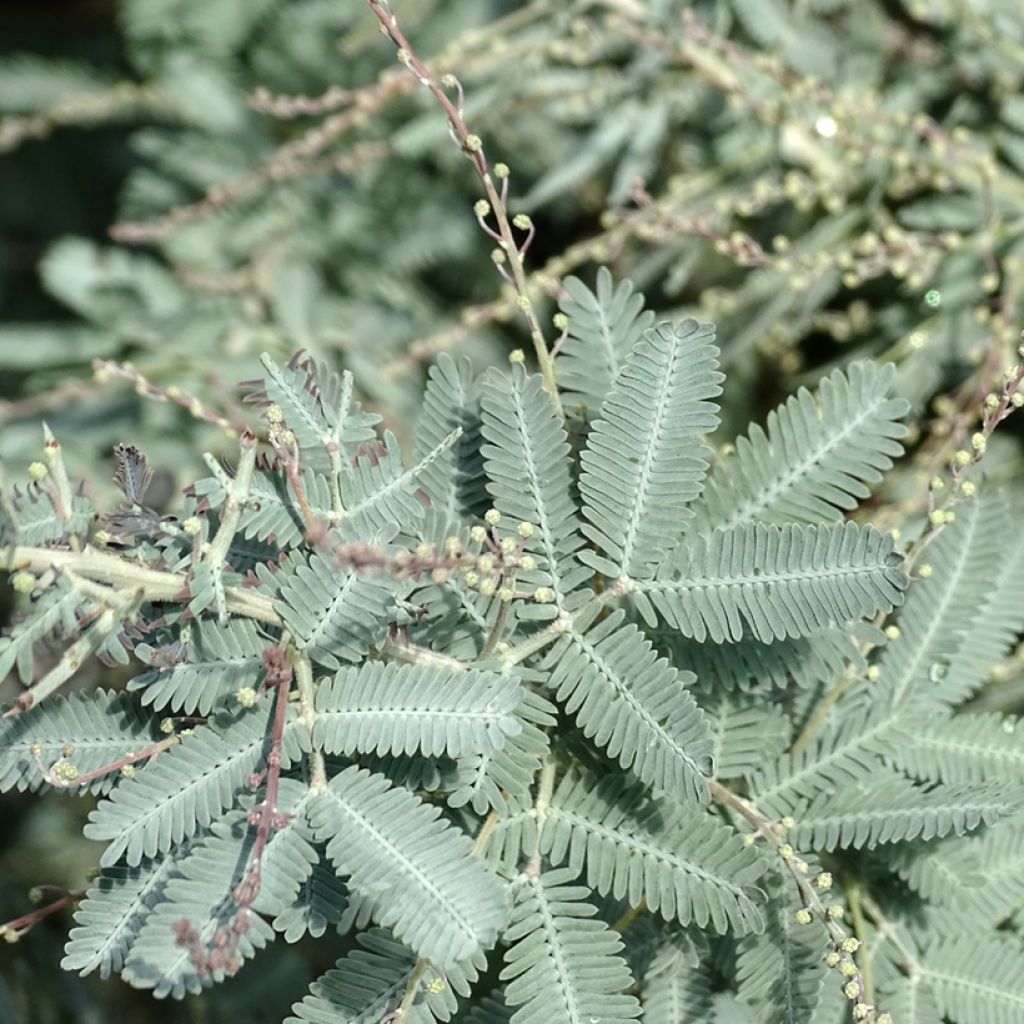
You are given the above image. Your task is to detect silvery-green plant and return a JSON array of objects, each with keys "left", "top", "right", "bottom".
[
  {"left": 5, "top": 3, "right": 1024, "bottom": 1022},
  {"left": 5, "top": 266, "right": 1024, "bottom": 1022}
]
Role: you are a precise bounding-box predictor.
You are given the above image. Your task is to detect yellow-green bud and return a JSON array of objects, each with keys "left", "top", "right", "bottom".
[
  {"left": 840, "top": 959, "right": 858, "bottom": 977},
  {"left": 11, "top": 572, "right": 36, "bottom": 594},
  {"left": 928, "top": 509, "right": 945, "bottom": 526},
  {"left": 1011, "top": 392, "right": 1024, "bottom": 408},
  {"left": 953, "top": 450, "right": 971, "bottom": 467},
  {"left": 440, "top": 73, "right": 458, "bottom": 88},
  {"left": 494, "top": 162, "right": 510, "bottom": 178},
  {"left": 960, "top": 480, "right": 976, "bottom": 497},
  {"left": 826, "top": 905, "right": 844, "bottom": 920},
  {"left": 816, "top": 872, "right": 833, "bottom": 889},
  {"left": 498, "top": 585, "right": 515, "bottom": 602},
  {"left": 512, "top": 214, "right": 532, "bottom": 230},
  {"left": 866, "top": 665, "right": 881, "bottom": 681},
  {"left": 479, "top": 578, "right": 497, "bottom": 597},
  {"left": 884, "top": 625, "right": 900, "bottom": 640},
  {"left": 825, "top": 951, "right": 841, "bottom": 967},
  {"left": 425, "top": 978, "right": 445, "bottom": 994},
  {"left": 266, "top": 404, "right": 284, "bottom": 424},
  {"left": 160, "top": 718, "right": 175, "bottom": 735},
  {"left": 27, "top": 462, "right": 47, "bottom": 481},
  {"left": 919, "top": 563, "right": 933, "bottom": 578},
  {"left": 484, "top": 508, "right": 502, "bottom": 526},
  {"left": 182, "top": 516, "right": 202, "bottom": 536},
  {"left": 985, "top": 393, "right": 1001, "bottom": 410},
  {"left": 470, "top": 525, "right": 488, "bottom": 543},
  {"left": 842, "top": 937, "right": 860, "bottom": 953},
  {"left": 779, "top": 844, "right": 794, "bottom": 860},
  {"left": 844, "top": 981, "right": 860, "bottom": 999},
  {"left": 474, "top": 199, "right": 491, "bottom": 218},
  {"left": 477, "top": 554, "right": 495, "bottom": 573},
  {"left": 509, "top": 349, "right": 526, "bottom": 363},
  {"left": 971, "top": 432, "right": 987, "bottom": 452},
  {"left": 120, "top": 764, "right": 136, "bottom": 779},
  {"left": 444, "top": 537, "right": 461, "bottom": 557},
  {"left": 553, "top": 312, "right": 569, "bottom": 330},
  {"left": 499, "top": 537, "right": 518, "bottom": 556},
  {"left": 852, "top": 1003, "right": 869, "bottom": 1020},
  {"left": 234, "top": 687, "right": 258, "bottom": 708},
  {"left": 780, "top": 816, "right": 795, "bottom": 830},
  {"left": 463, "top": 570, "right": 480, "bottom": 588},
  {"left": 795, "top": 909, "right": 813, "bottom": 925},
  {"left": 533, "top": 587, "right": 554, "bottom": 603},
  {"left": 519, "top": 555, "right": 537, "bottom": 571},
  {"left": 929, "top": 476, "right": 944, "bottom": 491},
  {"left": 465, "top": 135, "right": 482, "bottom": 151},
  {"left": 54, "top": 762, "right": 79, "bottom": 782},
  {"left": 517, "top": 521, "right": 535, "bottom": 538}
]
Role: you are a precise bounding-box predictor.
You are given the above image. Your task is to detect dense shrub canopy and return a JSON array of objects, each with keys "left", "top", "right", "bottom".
[{"left": 3, "top": 3, "right": 1024, "bottom": 1024}]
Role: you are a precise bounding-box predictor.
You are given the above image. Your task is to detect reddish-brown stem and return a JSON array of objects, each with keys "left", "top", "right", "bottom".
[
  {"left": 1, "top": 888, "right": 85, "bottom": 942},
  {"left": 40, "top": 734, "right": 180, "bottom": 789},
  {"left": 364, "top": 0, "right": 561, "bottom": 413}
]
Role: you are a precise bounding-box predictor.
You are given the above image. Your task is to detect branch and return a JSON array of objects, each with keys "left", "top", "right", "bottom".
[{"left": 364, "top": 0, "right": 562, "bottom": 415}]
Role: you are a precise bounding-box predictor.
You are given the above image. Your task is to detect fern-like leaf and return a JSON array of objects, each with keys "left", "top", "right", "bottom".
[
  {"left": 500, "top": 869, "right": 642, "bottom": 1024},
  {"left": 479, "top": 363, "right": 589, "bottom": 614},
  {"left": 556, "top": 268, "right": 654, "bottom": 416},
  {"left": 893, "top": 712, "right": 1024, "bottom": 786},
  {"left": 531, "top": 773, "right": 765, "bottom": 933},
  {"left": 0, "top": 689, "right": 156, "bottom": 795},
  {"left": 578, "top": 319, "right": 722, "bottom": 579},
  {"left": 307, "top": 765, "right": 508, "bottom": 968},
  {"left": 692, "top": 362, "right": 908, "bottom": 531},
  {"left": 62, "top": 848, "right": 186, "bottom": 978},
  {"left": 0, "top": 577, "right": 86, "bottom": 684},
  {"left": 286, "top": 928, "right": 480, "bottom": 1024},
  {"left": 129, "top": 618, "right": 267, "bottom": 715},
  {"left": 84, "top": 705, "right": 304, "bottom": 865},
  {"left": 788, "top": 772, "right": 1016, "bottom": 851},
  {"left": 632, "top": 521, "right": 906, "bottom": 643},
  {"left": 735, "top": 868, "right": 826, "bottom": 1024},
  {"left": 415, "top": 353, "right": 488, "bottom": 528},
  {"left": 541, "top": 605, "right": 714, "bottom": 803},
  {"left": 312, "top": 662, "right": 523, "bottom": 759},
  {"left": 922, "top": 937, "right": 1024, "bottom": 1024},
  {"left": 275, "top": 549, "right": 393, "bottom": 669}
]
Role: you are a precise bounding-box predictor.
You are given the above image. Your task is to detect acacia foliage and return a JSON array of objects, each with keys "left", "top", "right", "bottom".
[{"left": 3, "top": 264, "right": 1023, "bottom": 1024}]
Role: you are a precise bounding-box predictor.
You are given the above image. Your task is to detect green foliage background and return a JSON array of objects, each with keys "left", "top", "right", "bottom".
[{"left": 3, "top": 0, "right": 1024, "bottom": 1021}]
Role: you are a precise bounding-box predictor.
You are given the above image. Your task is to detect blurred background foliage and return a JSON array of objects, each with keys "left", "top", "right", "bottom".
[{"left": 3, "top": 0, "right": 1024, "bottom": 1020}]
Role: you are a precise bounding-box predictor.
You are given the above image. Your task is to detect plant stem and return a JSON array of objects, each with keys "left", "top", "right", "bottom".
[
  {"left": 791, "top": 670, "right": 854, "bottom": 754},
  {"left": 847, "top": 882, "right": 874, "bottom": 1003},
  {"left": 0, "top": 544, "right": 281, "bottom": 625},
  {"left": 292, "top": 647, "right": 327, "bottom": 790},
  {"left": 364, "top": 0, "right": 562, "bottom": 415}
]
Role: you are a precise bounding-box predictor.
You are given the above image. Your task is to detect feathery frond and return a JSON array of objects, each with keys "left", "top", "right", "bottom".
[
  {"left": 578, "top": 319, "right": 722, "bottom": 579},
  {"left": 500, "top": 870, "right": 642, "bottom": 1024},
  {"left": 307, "top": 765, "right": 508, "bottom": 968},
  {"left": 692, "top": 362, "right": 908, "bottom": 531},
  {"left": 274, "top": 549, "right": 394, "bottom": 669},
  {"left": 312, "top": 662, "right": 523, "bottom": 759},
  {"left": 84, "top": 705, "right": 304, "bottom": 865},
  {"left": 632, "top": 521, "right": 906, "bottom": 643},
  {"left": 0, "top": 689, "right": 156, "bottom": 794},
  {"left": 479, "top": 363, "right": 589, "bottom": 613},
  {"left": 541, "top": 605, "right": 714, "bottom": 803},
  {"left": 129, "top": 617, "right": 267, "bottom": 715},
  {"left": 555, "top": 268, "right": 654, "bottom": 416}
]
